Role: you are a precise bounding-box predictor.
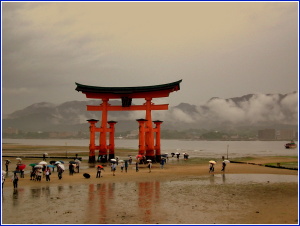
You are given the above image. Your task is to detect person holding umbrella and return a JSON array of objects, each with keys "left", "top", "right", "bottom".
[
  {"left": 96, "top": 165, "right": 104, "bottom": 178},
  {"left": 124, "top": 160, "right": 129, "bottom": 173},
  {"left": 110, "top": 159, "right": 117, "bottom": 176},
  {"left": 11, "top": 173, "right": 19, "bottom": 189},
  {"left": 5, "top": 160, "right": 10, "bottom": 173},
  {"left": 209, "top": 160, "right": 216, "bottom": 173},
  {"left": 147, "top": 160, "right": 152, "bottom": 173},
  {"left": 221, "top": 160, "right": 230, "bottom": 172},
  {"left": 45, "top": 167, "right": 51, "bottom": 181}
]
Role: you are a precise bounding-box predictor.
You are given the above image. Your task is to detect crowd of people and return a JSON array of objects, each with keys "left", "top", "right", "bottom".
[{"left": 2, "top": 152, "right": 230, "bottom": 191}]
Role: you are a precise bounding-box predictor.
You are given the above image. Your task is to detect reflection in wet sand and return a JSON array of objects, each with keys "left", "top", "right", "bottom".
[
  {"left": 2, "top": 174, "right": 297, "bottom": 224},
  {"left": 138, "top": 181, "right": 160, "bottom": 223}
]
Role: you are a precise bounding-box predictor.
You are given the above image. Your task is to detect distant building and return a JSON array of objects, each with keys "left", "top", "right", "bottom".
[
  {"left": 276, "top": 129, "right": 295, "bottom": 140},
  {"left": 4, "top": 127, "right": 19, "bottom": 135},
  {"left": 258, "top": 129, "right": 276, "bottom": 140}
]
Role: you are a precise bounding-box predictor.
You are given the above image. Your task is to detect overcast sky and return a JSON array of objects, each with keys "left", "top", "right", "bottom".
[{"left": 2, "top": 1, "right": 298, "bottom": 116}]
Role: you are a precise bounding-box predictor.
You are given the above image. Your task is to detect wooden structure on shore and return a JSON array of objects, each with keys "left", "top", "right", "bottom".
[{"left": 75, "top": 80, "right": 182, "bottom": 163}]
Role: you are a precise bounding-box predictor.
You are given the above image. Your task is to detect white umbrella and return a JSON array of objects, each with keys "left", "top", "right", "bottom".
[
  {"left": 55, "top": 161, "right": 61, "bottom": 165},
  {"left": 209, "top": 160, "right": 217, "bottom": 164},
  {"left": 16, "top": 158, "right": 22, "bottom": 161},
  {"left": 224, "top": 160, "right": 230, "bottom": 163},
  {"left": 57, "top": 164, "right": 65, "bottom": 171},
  {"left": 34, "top": 165, "right": 43, "bottom": 168},
  {"left": 44, "top": 153, "right": 48, "bottom": 155},
  {"left": 119, "top": 160, "right": 124, "bottom": 163},
  {"left": 110, "top": 159, "right": 116, "bottom": 162},
  {"left": 147, "top": 159, "right": 152, "bottom": 162},
  {"left": 39, "top": 161, "right": 47, "bottom": 165},
  {"left": 2, "top": 170, "right": 6, "bottom": 175},
  {"left": 75, "top": 159, "right": 81, "bottom": 164}
]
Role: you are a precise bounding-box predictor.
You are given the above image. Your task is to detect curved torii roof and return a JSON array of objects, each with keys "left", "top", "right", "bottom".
[{"left": 75, "top": 80, "right": 182, "bottom": 99}]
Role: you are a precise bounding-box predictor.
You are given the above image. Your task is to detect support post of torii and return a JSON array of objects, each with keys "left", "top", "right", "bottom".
[
  {"left": 153, "top": 120, "right": 163, "bottom": 162},
  {"left": 87, "top": 119, "right": 99, "bottom": 163},
  {"left": 108, "top": 121, "right": 117, "bottom": 161}
]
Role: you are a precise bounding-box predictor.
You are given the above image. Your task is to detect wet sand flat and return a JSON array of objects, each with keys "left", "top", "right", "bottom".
[{"left": 1, "top": 145, "right": 298, "bottom": 224}]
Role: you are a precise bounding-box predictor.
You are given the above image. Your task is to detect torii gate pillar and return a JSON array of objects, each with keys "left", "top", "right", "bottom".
[{"left": 153, "top": 120, "right": 163, "bottom": 162}]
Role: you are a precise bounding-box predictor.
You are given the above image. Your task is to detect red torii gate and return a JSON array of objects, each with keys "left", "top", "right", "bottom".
[{"left": 75, "top": 80, "right": 182, "bottom": 163}]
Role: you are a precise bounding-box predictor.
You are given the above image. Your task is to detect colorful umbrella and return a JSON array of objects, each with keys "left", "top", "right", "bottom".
[
  {"left": 136, "top": 155, "right": 143, "bottom": 159},
  {"left": 96, "top": 165, "right": 104, "bottom": 168},
  {"left": 29, "top": 163, "right": 37, "bottom": 167},
  {"left": 47, "top": 165, "right": 55, "bottom": 168},
  {"left": 17, "top": 164, "right": 26, "bottom": 170}
]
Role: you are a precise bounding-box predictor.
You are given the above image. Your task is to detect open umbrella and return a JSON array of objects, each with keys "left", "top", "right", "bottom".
[
  {"left": 209, "top": 160, "right": 216, "bottom": 164},
  {"left": 29, "top": 163, "right": 37, "bottom": 167},
  {"left": 34, "top": 165, "right": 43, "bottom": 168},
  {"left": 69, "top": 161, "right": 76, "bottom": 164},
  {"left": 136, "top": 155, "right": 143, "bottom": 159},
  {"left": 49, "top": 161, "right": 56, "bottom": 165},
  {"left": 147, "top": 159, "right": 152, "bottom": 162},
  {"left": 39, "top": 161, "right": 47, "bottom": 165},
  {"left": 2, "top": 170, "right": 6, "bottom": 175},
  {"left": 83, "top": 173, "right": 90, "bottom": 178},
  {"left": 224, "top": 160, "right": 230, "bottom": 164},
  {"left": 55, "top": 161, "right": 61, "bottom": 165},
  {"left": 47, "top": 165, "right": 55, "bottom": 168},
  {"left": 59, "top": 161, "right": 65, "bottom": 164},
  {"left": 18, "top": 164, "right": 26, "bottom": 170},
  {"left": 110, "top": 159, "right": 116, "bottom": 162},
  {"left": 74, "top": 159, "right": 81, "bottom": 164},
  {"left": 57, "top": 164, "right": 65, "bottom": 171},
  {"left": 119, "top": 160, "right": 124, "bottom": 163},
  {"left": 16, "top": 158, "right": 22, "bottom": 161},
  {"left": 96, "top": 165, "right": 104, "bottom": 168}
]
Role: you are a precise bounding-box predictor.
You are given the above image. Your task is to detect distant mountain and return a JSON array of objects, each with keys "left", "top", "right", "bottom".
[{"left": 3, "top": 92, "right": 298, "bottom": 133}]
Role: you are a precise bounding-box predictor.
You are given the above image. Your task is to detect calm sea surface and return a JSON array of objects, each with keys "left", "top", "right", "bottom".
[{"left": 2, "top": 138, "right": 298, "bottom": 158}]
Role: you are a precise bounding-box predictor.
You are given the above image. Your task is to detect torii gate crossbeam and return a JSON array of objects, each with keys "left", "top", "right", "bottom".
[{"left": 75, "top": 80, "right": 182, "bottom": 163}]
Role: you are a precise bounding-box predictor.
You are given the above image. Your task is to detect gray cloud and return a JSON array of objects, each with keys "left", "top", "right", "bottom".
[{"left": 2, "top": 2, "right": 298, "bottom": 117}]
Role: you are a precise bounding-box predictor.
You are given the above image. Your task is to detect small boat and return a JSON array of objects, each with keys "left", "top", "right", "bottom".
[{"left": 285, "top": 140, "right": 297, "bottom": 149}]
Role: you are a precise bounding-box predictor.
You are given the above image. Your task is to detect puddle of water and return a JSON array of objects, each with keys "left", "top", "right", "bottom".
[{"left": 172, "top": 174, "right": 299, "bottom": 185}]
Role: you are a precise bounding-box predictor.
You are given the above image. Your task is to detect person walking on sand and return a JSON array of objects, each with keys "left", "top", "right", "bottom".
[
  {"left": 135, "top": 161, "right": 139, "bottom": 172},
  {"left": 11, "top": 173, "right": 19, "bottom": 189},
  {"left": 96, "top": 166, "right": 103, "bottom": 178},
  {"left": 209, "top": 163, "right": 215, "bottom": 173},
  {"left": 120, "top": 162, "right": 124, "bottom": 172},
  {"left": 124, "top": 160, "right": 128, "bottom": 173},
  {"left": 221, "top": 161, "right": 226, "bottom": 172},
  {"left": 5, "top": 160, "right": 10, "bottom": 173},
  {"left": 2, "top": 173, "right": 5, "bottom": 191},
  {"left": 147, "top": 160, "right": 152, "bottom": 173},
  {"left": 58, "top": 166, "right": 63, "bottom": 180},
  {"left": 160, "top": 158, "right": 165, "bottom": 169},
  {"left": 111, "top": 162, "right": 117, "bottom": 176},
  {"left": 45, "top": 167, "right": 51, "bottom": 181}
]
